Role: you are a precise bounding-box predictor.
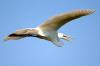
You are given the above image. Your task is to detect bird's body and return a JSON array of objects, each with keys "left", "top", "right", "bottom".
[{"left": 4, "top": 9, "right": 95, "bottom": 47}]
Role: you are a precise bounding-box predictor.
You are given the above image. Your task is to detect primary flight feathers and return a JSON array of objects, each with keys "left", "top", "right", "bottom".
[
  {"left": 4, "top": 9, "right": 95, "bottom": 47},
  {"left": 38, "top": 9, "right": 95, "bottom": 30}
]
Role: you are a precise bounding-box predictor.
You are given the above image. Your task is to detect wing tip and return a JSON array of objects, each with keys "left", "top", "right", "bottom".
[
  {"left": 84, "top": 9, "right": 95, "bottom": 14},
  {"left": 3, "top": 36, "right": 10, "bottom": 41},
  {"left": 3, "top": 35, "right": 23, "bottom": 41},
  {"left": 76, "top": 9, "right": 95, "bottom": 15}
]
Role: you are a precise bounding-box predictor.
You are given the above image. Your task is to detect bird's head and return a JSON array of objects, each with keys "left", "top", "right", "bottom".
[{"left": 58, "top": 33, "right": 72, "bottom": 41}]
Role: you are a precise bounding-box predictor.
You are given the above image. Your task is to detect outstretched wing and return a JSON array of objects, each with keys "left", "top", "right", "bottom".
[
  {"left": 4, "top": 28, "right": 38, "bottom": 41},
  {"left": 38, "top": 9, "right": 95, "bottom": 31}
]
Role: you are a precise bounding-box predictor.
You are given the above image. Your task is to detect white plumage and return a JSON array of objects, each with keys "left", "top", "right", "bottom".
[{"left": 4, "top": 9, "right": 95, "bottom": 47}]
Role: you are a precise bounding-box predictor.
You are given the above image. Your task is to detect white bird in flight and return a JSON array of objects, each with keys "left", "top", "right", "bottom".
[{"left": 4, "top": 9, "right": 95, "bottom": 47}]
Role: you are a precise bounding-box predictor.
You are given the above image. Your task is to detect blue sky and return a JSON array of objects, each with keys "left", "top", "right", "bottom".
[{"left": 0, "top": 0, "right": 100, "bottom": 66}]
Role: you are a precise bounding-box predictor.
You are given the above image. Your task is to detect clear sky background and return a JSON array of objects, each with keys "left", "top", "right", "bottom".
[{"left": 0, "top": 0, "right": 99, "bottom": 66}]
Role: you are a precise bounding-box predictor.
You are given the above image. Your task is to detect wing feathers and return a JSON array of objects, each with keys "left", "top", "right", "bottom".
[
  {"left": 4, "top": 28, "right": 38, "bottom": 41},
  {"left": 38, "top": 9, "right": 95, "bottom": 31}
]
